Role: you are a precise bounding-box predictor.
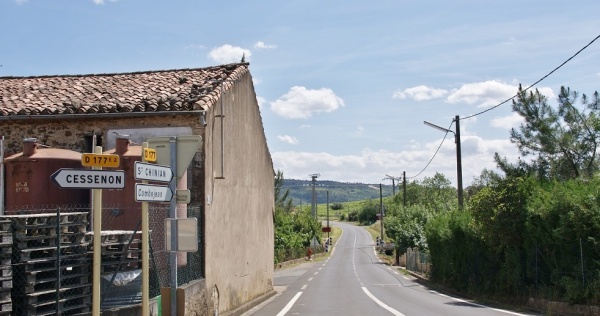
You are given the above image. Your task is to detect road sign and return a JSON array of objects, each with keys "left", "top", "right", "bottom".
[
  {"left": 134, "top": 161, "right": 173, "bottom": 182},
  {"left": 322, "top": 227, "right": 331, "bottom": 233},
  {"left": 146, "top": 135, "right": 202, "bottom": 179},
  {"left": 176, "top": 189, "right": 191, "bottom": 204},
  {"left": 81, "top": 153, "right": 120, "bottom": 168},
  {"left": 164, "top": 218, "right": 198, "bottom": 252},
  {"left": 135, "top": 183, "right": 173, "bottom": 202},
  {"left": 143, "top": 148, "right": 157, "bottom": 162},
  {"left": 51, "top": 169, "right": 125, "bottom": 189}
]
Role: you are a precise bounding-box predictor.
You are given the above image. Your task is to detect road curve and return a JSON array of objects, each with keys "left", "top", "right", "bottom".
[{"left": 245, "top": 222, "right": 538, "bottom": 316}]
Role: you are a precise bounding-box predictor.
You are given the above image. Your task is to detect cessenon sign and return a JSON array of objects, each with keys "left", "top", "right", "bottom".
[{"left": 51, "top": 169, "right": 126, "bottom": 189}]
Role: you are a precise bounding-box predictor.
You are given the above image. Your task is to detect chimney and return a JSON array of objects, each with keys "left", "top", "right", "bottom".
[
  {"left": 115, "top": 137, "right": 130, "bottom": 155},
  {"left": 22, "top": 138, "right": 38, "bottom": 157}
]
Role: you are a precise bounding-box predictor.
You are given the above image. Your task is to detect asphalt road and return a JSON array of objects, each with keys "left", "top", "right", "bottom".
[{"left": 245, "top": 222, "right": 538, "bottom": 316}]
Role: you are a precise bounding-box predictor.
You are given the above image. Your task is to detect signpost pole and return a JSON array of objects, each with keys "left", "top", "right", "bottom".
[
  {"left": 92, "top": 145, "right": 102, "bottom": 316},
  {"left": 169, "top": 137, "right": 178, "bottom": 316},
  {"left": 141, "top": 143, "right": 150, "bottom": 316}
]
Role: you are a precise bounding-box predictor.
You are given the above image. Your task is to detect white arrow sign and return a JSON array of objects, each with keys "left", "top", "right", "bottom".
[
  {"left": 135, "top": 183, "right": 173, "bottom": 202},
  {"left": 51, "top": 169, "right": 125, "bottom": 189},
  {"left": 134, "top": 161, "right": 173, "bottom": 182}
]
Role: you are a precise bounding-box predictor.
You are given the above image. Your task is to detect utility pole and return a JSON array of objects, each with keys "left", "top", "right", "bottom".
[
  {"left": 379, "top": 183, "right": 384, "bottom": 252},
  {"left": 424, "top": 115, "right": 464, "bottom": 209},
  {"left": 384, "top": 174, "right": 401, "bottom": 196},
  {"left": 326, "top": 190, "right": 330, "bottom": 240},
  {"left": 309, "top": 173, "right": 320, "bottom": 218},
  {"left": 403, "top": 171, "right": 407, "bottom": 207}
]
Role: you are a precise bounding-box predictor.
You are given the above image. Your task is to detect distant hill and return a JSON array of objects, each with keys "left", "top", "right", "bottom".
[{"left": 281, "top": 178, "right": 395, "bottom": 204}]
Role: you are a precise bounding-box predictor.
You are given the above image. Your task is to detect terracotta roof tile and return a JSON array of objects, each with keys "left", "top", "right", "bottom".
[{"left": 0, "top": 63, "right": 249, "bottom": 117}]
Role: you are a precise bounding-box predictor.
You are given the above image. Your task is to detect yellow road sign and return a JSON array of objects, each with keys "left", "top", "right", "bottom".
[
  {"left": 143, "top": 148, "right": 157, "bottom": 162},
  {"left": 81, "top": 153, "right": 120, "bottom": 168}
]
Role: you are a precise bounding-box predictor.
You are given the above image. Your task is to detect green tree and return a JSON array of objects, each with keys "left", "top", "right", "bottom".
[
  {"left": 509, "top": 85, "right": 600, "bottom": 180},
  {"left": 275, "top": 170, "right": 293, "bottom": 213},
  {"left": 273, "top": 171, "right": 321, "bottom": 263}
]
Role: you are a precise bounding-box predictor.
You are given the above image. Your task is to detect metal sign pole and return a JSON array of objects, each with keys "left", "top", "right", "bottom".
[
  {"left": 141, "top": 142, "right": 150, "bottom": 316},
  {"left": 92, "top": 145, "right": 103, "bottom": 315},
  {"left": 169, "top": 137, "right": 178, "bottom": 316}
]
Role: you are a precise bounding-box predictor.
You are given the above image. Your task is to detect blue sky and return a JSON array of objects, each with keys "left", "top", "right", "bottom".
[{"left": 2, "top": 0, "right": 600, "bottom": 186}]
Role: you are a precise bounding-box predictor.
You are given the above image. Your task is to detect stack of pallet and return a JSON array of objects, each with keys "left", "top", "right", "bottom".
[
  {"left": 7, "top": 212, "right": 92, "bottom": 316},
  {"left": 0, "top": 219, "right": 12, "bottom": 315},
  {"left": 88, "top": 230, "right": 142, "bottom": 274},
  {"left": 89, "top": 230, "right": 143, "bottom": 309}
]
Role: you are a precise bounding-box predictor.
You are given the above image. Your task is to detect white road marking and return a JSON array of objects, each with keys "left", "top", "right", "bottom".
[
  {"left": 275, "top": 292, "right": 303, "bottom": 316},
  {"left": 434, "top": 292, "right": 532, "bottom": 315},
  {"left": 301, "top": 284, "right": 307, "bottom": 290},
  {"left": 362, "top": 287, "right": 406, "bottom": 316}
]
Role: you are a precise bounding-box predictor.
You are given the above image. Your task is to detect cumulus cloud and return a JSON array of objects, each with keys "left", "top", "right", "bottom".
[
  {"left": 393, "top": 85, "right": 448, "bottom": 101},
  {"left": 92, "top": 0, "right": 117, "bottom": 4},
  {"left": 208, "top": 44, "right": 251, "bottom": 64},
  {"left": 254, "top": 41, "right": 277, "bottom": 49},
  {"left": 491, "top": 113, "right": 524, "bottom": 130},
  {"left": 446, "top": 80, "right": 518, "bottom": 108},
  {"left": 277, "top": 135, "right": 299, "bottom": 145},
  {"left": 256, "top": 96, "right": 265, "bottom": 108},
  {"left": 271, "top": 135, "right": 519, "bottom": 186},
  {"left": 270, "top": 86, "right": 345, "bottom": 119}
]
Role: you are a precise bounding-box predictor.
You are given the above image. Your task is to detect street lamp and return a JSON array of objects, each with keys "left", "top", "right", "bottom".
[
  {"left": 383, "top": 174, "right": 400, "bottom": 195},
  {"left": 424, "top": 115, "right": 464, "bottom": 209}
]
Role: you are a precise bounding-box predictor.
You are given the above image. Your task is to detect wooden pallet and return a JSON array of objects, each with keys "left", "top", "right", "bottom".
[
  {"left": 18, "top": 274, "right": 89, "bottom": 294},
  {"left": 13, "top": 283, "right": 91, "bottom": 306},
  {"left": 0, "top": 234, "right": 12, "bottom": 246},
  {"left": 0, "top": 221, "right": 11, "bottom": 233},
  {"left": 12, "top": 244, "right": 88, "bottom": 262},
  {"left": 12, "top": 226, "right": 87, "bottom": 240},
  {"left": 0, "top": 288, "right": 10, "bottom": 301},
  {"left": 13, "top": 232, "right": 87, "bottom": 250},
  {"left": 85, "top": 230, "right": 141, "bottom": 244},
  {"left": 12, "top": 257, "right": 89, "bottom": 272},
  {"left": 0, "top": 265, "right": 11, "bottom": 278},
  {"left": 13, "top": 294, "right": 91, "bottom": 316},
  {"left": 0, "top": 296, "right": 11, "bottom": 314},
  {"left": 0, "top": 275, "right": 11, "bottom": 289},
  {"left": 16, "top": 263, "right": 90, "bottom": 283},
  {"left": 98, "top": 258, "right": 142, "bottom": 273},
  {"left": 2, "top": 212, "right": 88, "bottom": 229},
  {"left": 0, "top": 247, "right": 11, "bottom": 257}
]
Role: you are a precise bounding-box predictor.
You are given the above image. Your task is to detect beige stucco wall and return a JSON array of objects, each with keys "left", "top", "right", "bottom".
[
  {"left": 0, "top": 71, "right": 275, "bottom": 314},
  {"left": 202, "top": 73, "right": 275, "bottom": 313}
]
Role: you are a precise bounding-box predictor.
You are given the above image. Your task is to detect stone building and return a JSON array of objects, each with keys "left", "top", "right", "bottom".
[{"left": 0, "top": 63, "right": 275, "bottom": 315}]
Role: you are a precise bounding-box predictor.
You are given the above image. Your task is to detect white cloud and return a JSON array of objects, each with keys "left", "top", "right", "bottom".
[
  {"left": 491, "top": 113, "right": 524, "bottom": 130},
  {"left": 15, "top": 0, "right": 28, "bottom": 4},
  {"left": 256, "top": 96, "right": 265, "bottom": 108},
  {"left": 355, "top": 125, "right": 365, "bottom": 135},
  {"left": 393, "top": 85, "right": 448, "bottom": 101},
  {"left": 270, "top": 86, "right": 345, "bottom": 119},
  {"left": 207, "top": 44, "right": 251, "bottom": 64},
  {"left": 92, "top": 0, "right": 117, "bottom": 4},
  {"left": 277, "top": 135, "right": 299, "bottom": 145},
  {"left": 272, "top": 135, "right": 519, "bottom": 186},
  {"left": 254, "top": 41, "right": 277, "bottom": 50},
  {"left": 446, "top": 80, "right": 518, "bottom": 108}
]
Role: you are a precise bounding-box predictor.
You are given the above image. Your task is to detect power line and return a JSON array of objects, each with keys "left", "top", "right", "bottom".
[
  {"left": 406, "top": 121, "right": 454, "bottom": 180},
  {"left": 406, "top": 34, "right": 600, "bottom": 183},
  {"left": 462, "top": 34, "right": 600, "bottom": 120}
]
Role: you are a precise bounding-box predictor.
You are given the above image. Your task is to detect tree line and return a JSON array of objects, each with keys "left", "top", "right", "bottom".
[{"left": 384, "top": 86, "right": 600, "bottom": 305}]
